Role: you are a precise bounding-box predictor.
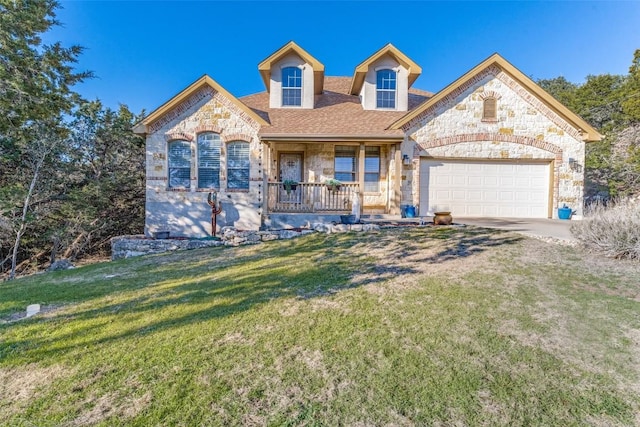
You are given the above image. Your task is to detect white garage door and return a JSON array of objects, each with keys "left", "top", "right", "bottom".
[{"left": 419, "top": 159, "right": 550, "bottom": 218}]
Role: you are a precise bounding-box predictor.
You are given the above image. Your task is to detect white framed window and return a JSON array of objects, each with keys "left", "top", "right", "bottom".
[
  {"left": 282, "top": 66, "right": 302, "bottom": 107},
  {"left": 168, "top": 140, "right": 191, "bottom": 189},
  {"left": 364, "top": 146, "right": 380, "bottom": 192},
  {"left": 335, "top": 146, "right": 357, "bottom": 182},
  {"left": 376, "top": 69, "right": 396, "bottom": 109},
  {"left": 197, "top": 132, "right": 221, "bottom": 189},
  {"left": 227, "top": 141, "right": 250, "bottom": 190}
]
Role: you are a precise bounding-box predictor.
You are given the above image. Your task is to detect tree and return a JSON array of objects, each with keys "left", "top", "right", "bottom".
[
  {"left": 7, "top": 122, "right": 64, "bottom": 279},
  {"left": 56, "top": 101, "right": 145, "bottom": 261},
  {"left": 538, "top": 51, "right": 640, "bottom": 201},
  {"left": 621, "top": 49, "right": 640, "bottom": 122},
  {"left": 537, "top": 76, "right": 579, "bottom": 111},
  {"left": 0, "top": 0, "right": 90, "bottom": 278}
]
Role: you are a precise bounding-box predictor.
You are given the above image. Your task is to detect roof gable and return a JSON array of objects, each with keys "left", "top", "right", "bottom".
[
  {"left": 349, "top": 43, "right": 422, "bottom": 95},
  {"left": 390, "top": 53, "right": 602, "bottom": 142},
  {"left": 132, "top": 75, "right": 268, "bottom": 135},
  {"left": 258, "top": 41, "right": 325, "bottom": 94}
]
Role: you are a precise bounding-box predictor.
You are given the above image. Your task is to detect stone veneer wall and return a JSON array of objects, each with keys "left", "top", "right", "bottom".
[
  {"left": 112, "top": 223, "right": 381, "bottom": 260},
  {"left": 400, "top": 67, "right": 586, "bottom": 217},
  {"left": 145, "top": 87, "right": 263, "bottom": 237}
]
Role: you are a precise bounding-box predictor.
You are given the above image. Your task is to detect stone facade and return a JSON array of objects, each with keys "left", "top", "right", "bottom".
[
  {"left": 401, "top": 67, "right": 586, "bottom": 217},
  {"left": 145, "top": 88, "right": 263, "bottom": 237},
  {"left": 139, "top": 49, "right": 595, "bottom": 236}
]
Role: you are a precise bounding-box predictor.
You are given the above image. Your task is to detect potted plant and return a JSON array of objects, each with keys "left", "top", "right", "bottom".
[
  {"left": 282, "top": 179, "right": 298, "bottom": 195},
  {"left": 325, "top": 178, "right": 342, "bottom": 193},
  {"left": 558, "top": 204, "right": 572, "bottom": 220}
]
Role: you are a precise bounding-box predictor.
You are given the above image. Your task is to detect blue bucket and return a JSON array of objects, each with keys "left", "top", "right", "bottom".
[
  {"left": 558, "top": 207, "right": 572, "bottom": 220},
  {"left": 405, "top": 206, "right": 416, "bottom": 218}
]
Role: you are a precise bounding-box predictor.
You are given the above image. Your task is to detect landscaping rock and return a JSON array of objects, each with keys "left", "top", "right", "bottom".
[
  {"left": 48, "top": 259, "right": 75, "bottom": 271},
  {"left": 279, "top": 230, "right": 301, "bottom": 239},
  {"left": 111, "top": 222, "right": 384, "bottom": 260}
]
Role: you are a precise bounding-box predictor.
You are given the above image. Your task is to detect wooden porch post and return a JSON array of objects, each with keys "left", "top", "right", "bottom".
[
  {"left": 262, "top": 141, "right": 271, "bottom": 218},
  {"left": 392, "top": 143, "right": 402, "bottom": 215},
  {"left": 358, "top": 143, "right": 365, "bottom": 215}
]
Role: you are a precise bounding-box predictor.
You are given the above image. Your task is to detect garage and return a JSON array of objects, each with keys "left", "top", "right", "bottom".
[{"left": 419, "top": 159, "right": 551, "bottom": 218}]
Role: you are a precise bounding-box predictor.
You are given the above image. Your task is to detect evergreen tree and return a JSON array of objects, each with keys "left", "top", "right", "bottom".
[{"left": 0, "top": 0, "right": 90, "bottom": 278}]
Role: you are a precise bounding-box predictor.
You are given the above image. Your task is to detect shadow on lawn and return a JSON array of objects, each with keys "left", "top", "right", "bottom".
[{"left": 1, "top": 226, "right": 523, "bottom": 361}]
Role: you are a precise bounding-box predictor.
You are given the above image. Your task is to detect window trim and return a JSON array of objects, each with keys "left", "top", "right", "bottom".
[
  {"left": 281, "top": 66, "right": 303, "bottom": 107},
  {"left": 364, "top": 146, "right": 381, "bottom": 193},
  {"left": 196, "top": 132, "right": 222, "bottom": 190},
  {"left": 334, "top": 145, "right": 358, "bottom": 183},
  {"left": 226, "top": 140, "right": 250, "bottom": 191},
  {"left": 376, "top": 68, "right": 397, "bottom": 109},
  {"left": 167, "top": 139, "right": 192, "bottom": 190}
]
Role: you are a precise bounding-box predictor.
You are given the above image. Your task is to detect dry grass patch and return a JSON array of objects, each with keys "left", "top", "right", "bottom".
[{"left": 0, "top": 364, "right": 70, "bottom": 418}]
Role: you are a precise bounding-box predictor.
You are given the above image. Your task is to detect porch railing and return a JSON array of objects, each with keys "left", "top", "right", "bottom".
[{"left": 266, "top": 182, "right": 360, "bottom": 213}]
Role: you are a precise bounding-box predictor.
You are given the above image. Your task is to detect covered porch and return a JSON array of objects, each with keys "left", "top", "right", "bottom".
[{"left": 262, "top": 139, "right": 404, "bottom": 217}]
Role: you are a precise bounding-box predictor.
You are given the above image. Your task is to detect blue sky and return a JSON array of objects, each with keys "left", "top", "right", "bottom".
[{"left": 44, "top": 1, "right": 640, "bottom": 114}]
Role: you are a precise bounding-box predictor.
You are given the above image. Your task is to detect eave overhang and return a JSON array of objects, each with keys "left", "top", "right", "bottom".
[{"left": 259, "top": 133, "right": 403, "bottom": 143}]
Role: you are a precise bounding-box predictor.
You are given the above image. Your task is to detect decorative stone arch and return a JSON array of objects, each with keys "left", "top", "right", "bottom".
[
  {"left": 417, "top": 132, "right": 563, "bottom": 160},
  {"left": 221, "top": 133, "right": 254, "bottom": 143},
  {"left": 479, "top": 90, "right": 502, "bottom": 100},
  {"left": 194, "top": 124, "right": 223, "bottom": 135},
  {"left": 164, "top": 131, "right": 194, "bottom": 142}
]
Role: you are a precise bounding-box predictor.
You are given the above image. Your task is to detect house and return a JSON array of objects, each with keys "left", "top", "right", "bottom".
[{"left": 133, "top": 41, "right": 601, "bottom": 238}]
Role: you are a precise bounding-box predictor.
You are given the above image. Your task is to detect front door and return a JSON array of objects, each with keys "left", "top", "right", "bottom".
[
  {"left": 279, "top": 153, "right": 303, "bottom": 182},
  {"left": 279, "top": 153, "right": 303, "bottom": 204}
]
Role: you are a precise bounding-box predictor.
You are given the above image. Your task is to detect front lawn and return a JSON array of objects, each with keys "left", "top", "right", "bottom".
[{"left": 1, "top": 227, "right": 639, "bottom": 425}]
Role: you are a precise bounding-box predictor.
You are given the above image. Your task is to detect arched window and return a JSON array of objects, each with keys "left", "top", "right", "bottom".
[
  {"left": 282, "top": 66, "right": 302, "bottom": 106},
  {"left": 376, "top": 69, "right": 396, "bottom": 109},
  {"left": 168, "top": 140, "right": 191, "bottom": 188},
  {"left": 483, "top": 97, "right": 497, "bottom": 120},
  {"left": 197, "top": 132, "right": 221, "bottom": 189},
  {"left": 227, "top": 141, "right": 250, "bottom": 190}
]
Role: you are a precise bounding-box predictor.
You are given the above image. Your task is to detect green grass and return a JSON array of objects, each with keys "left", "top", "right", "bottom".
[{"left": 1, "top": 227, "right": 639, "bottom": 426}]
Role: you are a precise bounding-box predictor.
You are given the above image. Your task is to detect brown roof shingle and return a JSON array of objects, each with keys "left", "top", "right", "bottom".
[{"left": 240, "top": 76, "right": 431, "bottom": 140}]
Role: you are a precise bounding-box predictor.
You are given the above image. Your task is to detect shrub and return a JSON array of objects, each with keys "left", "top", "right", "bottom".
[{"left": 571, "top": 197, "right": 640, "bottom": 260}]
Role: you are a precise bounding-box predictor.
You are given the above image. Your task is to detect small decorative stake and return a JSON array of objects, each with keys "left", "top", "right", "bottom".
[
  {"left": 26, "top": 304, "right": 41, "bottom": 318},
  {"left": 207, "top": 191, "right": 223, "bottom": 237}
]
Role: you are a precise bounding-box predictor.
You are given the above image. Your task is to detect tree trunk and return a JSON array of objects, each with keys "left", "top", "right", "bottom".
[{"left": 9, "top": 155, "right": 43, "bottom": 280}]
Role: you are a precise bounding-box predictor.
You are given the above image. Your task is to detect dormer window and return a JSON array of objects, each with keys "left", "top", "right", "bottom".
[
  {"left": 282, "top": 66, "right": 302, "bottom": 106},
  {"left": 483, "top": 97, "right": 497, "bottom": 121},
  {"left": 376, "top": 69, "right": 396, "bottom": 109}
]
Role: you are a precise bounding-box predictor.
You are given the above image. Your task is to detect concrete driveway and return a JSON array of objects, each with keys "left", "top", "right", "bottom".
[{"left": 455, "top": 217, "right": 576, "bottom": 241}]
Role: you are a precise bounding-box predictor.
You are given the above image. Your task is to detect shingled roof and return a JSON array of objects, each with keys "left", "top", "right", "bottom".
[{"left": 239, "top": 76, "right": 432, "bottom": 141}]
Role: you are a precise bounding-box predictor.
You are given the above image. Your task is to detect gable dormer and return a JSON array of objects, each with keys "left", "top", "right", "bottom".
[
  {"left": 258, "top": 41, "right": 325, "bottom": 109},
  {"left": 349, "top": 44, "right": 422, "bottom": 112}
]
